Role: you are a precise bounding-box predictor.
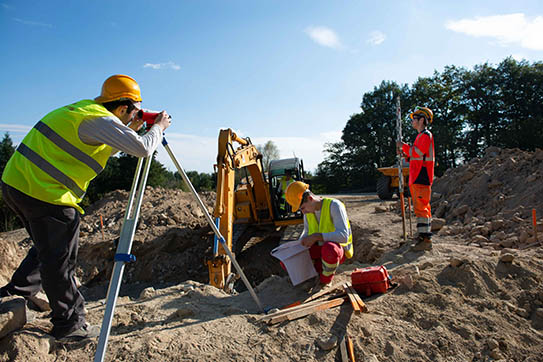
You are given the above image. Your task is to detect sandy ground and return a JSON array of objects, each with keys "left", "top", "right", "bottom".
[{"left": 1, "top": 147, "right": 543, "bottom": 361}]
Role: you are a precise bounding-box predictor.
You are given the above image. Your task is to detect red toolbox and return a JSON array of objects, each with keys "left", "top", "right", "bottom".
[{"left": 351, "top": 266, "right": 391, "bottom": 296}]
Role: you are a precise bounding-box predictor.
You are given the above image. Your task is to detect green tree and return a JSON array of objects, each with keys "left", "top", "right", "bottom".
[
  {"left": 409, "top": 66, "right": 466, "bottom": 175},
  {"left": 342, "top": 81, "right": 410, "bottom": 190},
  {"left": 497, "top": 58, "right": 543, "bottom": 150},
  {"left": 83, "top": 151, "right": 180, "bottom": 206},
  {"left": 185, "top": 171, "right": 216, "bottom": 191},
  {"left": 313, "top": 142, "right": 350, "bottom": 193},
  {"left": 0, "top": 133, "right": 20, "bottom": 231},
  {"left": 257, "top": 140, "right": 280, "bottom": 171},
  {"left": 458, "top": 63, "right": 504, "bottom": 159},
  {"left": 314, "top": 59, "right": 543, "bottom": 193},
  {"left": 0, "top": 132, "right": 15, "bottom": 175}
]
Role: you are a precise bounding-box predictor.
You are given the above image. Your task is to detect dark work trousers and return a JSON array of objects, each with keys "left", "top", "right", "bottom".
[{"left": 0, "top": 182, "right": 85, "bottom": 338}]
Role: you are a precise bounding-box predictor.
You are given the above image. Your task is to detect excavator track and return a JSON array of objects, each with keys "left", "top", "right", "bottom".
[{"left": 279, "top": 223, "right": 304, "bottom": 244}]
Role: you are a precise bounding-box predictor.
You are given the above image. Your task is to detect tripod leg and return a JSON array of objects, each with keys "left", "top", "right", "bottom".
[
  {"left": 408, "top": 196, "right": 413, "bottom": 237},
  {"left": 94, "top": 156, "right": 152, "bottom": 362},
  {"left": 162, "top": 138, "right": 264, "bottom": 312}
]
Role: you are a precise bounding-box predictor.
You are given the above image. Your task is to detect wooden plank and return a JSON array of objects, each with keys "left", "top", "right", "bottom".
[
  {"left": 256, "top": 298, "right": 327, "bottom": 322},
  {"left": 343, "top": 283, "right": 361, "bottom": 314},
  {"left": 349, "top": 287, "right": 368, "bottom": 313},
  {"left": 256, "top": 290, "right": 345, "bottom": 322},
  {"left": 339, "top": 335, "right": 348, "bottom": 362},
  {"left": 302, "top": 284, "right": 343, "bottom": 304},
  {"left": 346, "top": 335, "right": 356, "bottom": 362},
  {"left": 346, "top": 283, "right": 368, "bottom": 313},
  {"left": 267, "top": 297, "right": 345, "bottom": 324},
  {"left": 277, "top": 297, "right": 346, "bottom": 323},
  {"left": 269, "top": 297, "right": 346, "bottom": 324},
  {"left": 281, "top": 301, "right": 301, "bottom": 309}
]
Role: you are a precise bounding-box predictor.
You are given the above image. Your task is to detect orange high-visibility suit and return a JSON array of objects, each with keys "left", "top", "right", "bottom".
[{"left": 402, "top": 129, "right": 435, "bottom": 238}]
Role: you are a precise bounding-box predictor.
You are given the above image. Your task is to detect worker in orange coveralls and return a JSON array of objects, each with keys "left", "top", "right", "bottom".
[
  {"left": 284, "top": 182, "right": 354, "bottom": 288},
  {"left": 397, "top": 106, "right": 435, "bottom": 251}
]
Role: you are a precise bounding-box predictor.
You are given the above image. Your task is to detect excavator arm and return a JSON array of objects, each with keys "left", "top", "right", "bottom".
[
  {"left": 208, "top": 128, "right": 305, "bottom": 290},
  {"left": 208, "top": 129, "right": 274, "bottom": 289}
]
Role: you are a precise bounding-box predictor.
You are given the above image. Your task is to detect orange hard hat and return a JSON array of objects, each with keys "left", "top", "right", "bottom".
[
  {"left": 409, "top": 106, "right": 433, "bottom": 124},
  {"left": 285, "top": 181, "right": 310, "bottom": 212},
  {"left": 95, "top": 74, "right": 142, "bottom": 103}
]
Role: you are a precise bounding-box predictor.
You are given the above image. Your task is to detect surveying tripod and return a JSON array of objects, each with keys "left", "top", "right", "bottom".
[{"left": 94, "top": 136, "right": 264, "bottom": 362}]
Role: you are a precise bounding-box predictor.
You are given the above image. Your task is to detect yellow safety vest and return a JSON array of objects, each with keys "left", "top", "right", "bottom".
[
  {"left": 2, "top": 99, "right": 113, "bottom": 213},
  {"left": 306, "top": 198, "right": 354, "bottom": 259},
  {"left": 280, "top": 177, "right": 294, "bottom": 193}
]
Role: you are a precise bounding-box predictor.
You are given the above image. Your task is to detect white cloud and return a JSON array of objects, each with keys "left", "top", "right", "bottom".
[
  {"left": 143, "top": 61, "right": 181, "bottom": 71},
  {"left": 13, "top": 18, "right": 52, "bottom": 28},
  {"left": 304, "top": 26, "right": 342, "bottom": 49},
  {"left": 155, "top": 129, "right": 342, "bottom": 174},
  {"left": 0, "top": 124, "right": 32, "bottom": 134},
  {"left": 367, "top": 31, "right": 386, "bottom": 46},
  {"left": 445, "top": 13, "right": 543, "bottom": 50}
]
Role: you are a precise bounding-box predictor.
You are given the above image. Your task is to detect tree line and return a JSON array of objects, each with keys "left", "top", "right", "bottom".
[
  {"left": 0, "top": 131, "right": 281, "bottom": 232},
  {"left": 0, "top": 133, "right": 217, "bottom": 231},
  {"left": 312, "top": 57, "right": 543, "bottom": 193},
  {"left": 1, "top": 57, "right": 541, "bottom": 228}
]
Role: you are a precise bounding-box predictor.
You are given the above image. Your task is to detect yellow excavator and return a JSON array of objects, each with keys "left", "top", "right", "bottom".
[{"left": 207, "top": 128, "right": 306, "bottom": 289}]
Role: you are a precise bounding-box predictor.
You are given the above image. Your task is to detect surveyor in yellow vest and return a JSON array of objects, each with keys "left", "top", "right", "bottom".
[
  {"left": 0, "top": 75, "right": 171, "bottom": 340},
  {"left": 278, "top": 170, "right": 294, "bottom": 214},
  {"left": 285, "top": 182, "right": 353, "bottom": 286}
]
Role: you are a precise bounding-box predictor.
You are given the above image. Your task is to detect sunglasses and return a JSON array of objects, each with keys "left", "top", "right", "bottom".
[{"left": 409, "top": 112, "right": 426, "bottom": 121}]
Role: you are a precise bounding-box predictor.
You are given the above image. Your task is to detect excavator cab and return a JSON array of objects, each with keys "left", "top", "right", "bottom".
[
  {"left": 268, "top": 158, "right": 306, "bottom": 222},
  {"left": 208, "top": 129, "right": 305, "bottom": 290}
]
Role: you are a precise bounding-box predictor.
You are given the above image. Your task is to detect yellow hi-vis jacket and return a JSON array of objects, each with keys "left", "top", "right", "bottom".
[
  {"left": 2, "top": 100, "right": 113, "bottom": 214},
  {"left": 306, "top": 198, "right": 354, "bottom": 259},
  {"left": 280, "top": 177, "right": 294, "bottom": 193}
]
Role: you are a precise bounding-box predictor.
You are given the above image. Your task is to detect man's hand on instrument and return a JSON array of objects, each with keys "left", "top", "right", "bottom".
[
  {"left": 128, "top": 118, "right": 145, "bottom": 132},
  {"left": 396, "top": 141, "right": 404, "bottom": 155},
  {"left": 155, "top": 111, "right": 172, "bottom": 132}
]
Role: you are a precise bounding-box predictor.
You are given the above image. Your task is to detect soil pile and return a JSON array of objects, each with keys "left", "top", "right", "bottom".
[
  {"left": 77, "top": 187, "right": 217, "bottom": 288},
  {"left": 432, "top": 146, "right": 543, "bottom": 249},
  {"left": 0, "top": 147, "right": 542, "bottom": 361}
]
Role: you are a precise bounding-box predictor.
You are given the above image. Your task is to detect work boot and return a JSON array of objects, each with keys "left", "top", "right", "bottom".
[
  {"left": 57, "top": 322, "right": 100, "bottom": 341},
  {"left": 411, "top": 236, "right": 432, "bottom": 251}
]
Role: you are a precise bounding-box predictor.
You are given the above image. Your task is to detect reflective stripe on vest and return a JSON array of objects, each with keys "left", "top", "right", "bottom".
[
  {"left": 409, "top": 130, "right": 435, "bottom": 162},
  {"left": 16, "top": 143, "right": 86, "bottom": 198},
  {"left": 35, "top": 121, "right": 104, "bottom": 174},
  {"left": 306, "top": 198, "right": 354, "bottom": 259},
  {"left": 2, "top": 99, "right": 113, "bottom": 213}
]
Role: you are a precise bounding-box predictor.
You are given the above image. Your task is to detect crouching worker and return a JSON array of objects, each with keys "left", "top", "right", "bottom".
[{"left": 284, "top": 182, "right": 353, "bottom": 287}]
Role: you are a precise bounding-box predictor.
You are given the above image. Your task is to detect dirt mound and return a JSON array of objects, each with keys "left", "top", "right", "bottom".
[
  {"left": 2, "top": 242, "right": 542, "bottom": 362},
  {"left": 0, "top": 148, "right": 542, "bottom": 361},
  {"left": 432, "top": 146, "right": 543, "bottom": 249},
  {"left": 0, "top": 230, "right": 32, "bottom": 286},
  {"left": 77, "top": 188, "right": 217, "bottom": 288}
]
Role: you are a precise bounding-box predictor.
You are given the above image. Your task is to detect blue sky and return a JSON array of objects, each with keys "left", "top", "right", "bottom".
[{"left": 1, "top": 0, "right": 542, "bottom": 173}]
